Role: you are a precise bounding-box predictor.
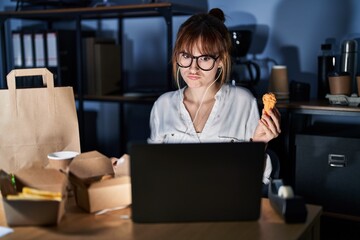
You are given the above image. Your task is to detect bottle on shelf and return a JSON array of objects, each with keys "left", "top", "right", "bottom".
[
  {"left": 340, "top": 39, "right": 358, "bottom": 95},
  {"left": 317, "top": 43, "right": 336, "bottom": 99}
]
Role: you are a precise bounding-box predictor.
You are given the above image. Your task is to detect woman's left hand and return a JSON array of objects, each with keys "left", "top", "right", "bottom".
[{"left": 252, "top": 107, "right": 281, "bottom": 143}]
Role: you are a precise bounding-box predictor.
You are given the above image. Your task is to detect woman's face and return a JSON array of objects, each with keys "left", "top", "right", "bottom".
[{"left": 178, "top": 42, "right": 222, "bottom": 89}]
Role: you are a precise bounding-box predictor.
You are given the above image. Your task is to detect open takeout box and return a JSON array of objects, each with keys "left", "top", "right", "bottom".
[
  {"left": 0, "top": 168, "right": 67, "bottom": 226},
  {"left": 68, "top": 151, "right": 131, "bottom": 213}
]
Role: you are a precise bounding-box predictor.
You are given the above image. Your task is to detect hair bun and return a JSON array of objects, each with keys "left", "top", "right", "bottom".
[{"left": 208, "top": 8, "right": 225, "bottom": 23}]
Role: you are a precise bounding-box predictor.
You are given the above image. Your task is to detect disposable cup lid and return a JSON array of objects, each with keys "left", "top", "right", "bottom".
[{"left": 48, "top": 151, "right": 79, "bottom": 160}]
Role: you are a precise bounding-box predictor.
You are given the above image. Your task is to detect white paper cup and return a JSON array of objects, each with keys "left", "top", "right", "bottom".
[{"left": 47, "top": 151, "right": 79, "bottom": 171}]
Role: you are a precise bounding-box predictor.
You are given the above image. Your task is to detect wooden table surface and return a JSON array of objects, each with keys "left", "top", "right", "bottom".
[{"left": 0, "top": 197, "right": 322, "bottom": 240}]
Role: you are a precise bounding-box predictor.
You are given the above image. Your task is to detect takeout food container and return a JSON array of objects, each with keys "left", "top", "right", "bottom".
[
  {"left": 68, "top": 151, "right": 131, "bottom": 213},
  {"left": 0, "top": 168, "right": 67, "bottom": 226}
]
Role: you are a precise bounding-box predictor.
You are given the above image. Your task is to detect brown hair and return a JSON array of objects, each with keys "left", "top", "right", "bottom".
[{"left": 172, "top": 8, "right": 232, "bottom": 86}]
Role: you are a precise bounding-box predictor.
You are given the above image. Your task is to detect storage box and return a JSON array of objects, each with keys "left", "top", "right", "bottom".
[
  {"left": 69, "top": 151, "right": 131, "bottom": 213},
  {"left": 295, "top": 133, "right": 360, "bottom": 217},
  {"left": 0, "top": 168, "right": 67, "bottom": 226}
]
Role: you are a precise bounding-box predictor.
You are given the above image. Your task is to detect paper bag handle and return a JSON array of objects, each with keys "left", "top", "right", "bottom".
[
  {"left": 6, "top": 68, "right": 56, "bottom": 116},
  {"left": 6, "top": 68, "right": 55, "bottom": 91}
]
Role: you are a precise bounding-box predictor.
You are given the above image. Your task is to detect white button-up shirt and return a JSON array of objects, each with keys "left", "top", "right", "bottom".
[{"left": 148, "top": 83, "right": 272, "bottom": 184}]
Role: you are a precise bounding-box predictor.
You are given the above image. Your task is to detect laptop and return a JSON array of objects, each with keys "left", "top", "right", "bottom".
[{"left": 129, "top": 142, "right": 266, "bottom": 223}]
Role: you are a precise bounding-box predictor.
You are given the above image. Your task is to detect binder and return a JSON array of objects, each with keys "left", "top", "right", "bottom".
[
  {"left": 81, "top": 37, "right": 121, "bottom": 96},
  {"left": 83, "top": 37, "right": 96, "bottom": 95},
  {"left": 46, "top": 31, "right": 58, "bottom": 67},
  {"left": 54, "top": 30, "right": 77, "bottom": 89},
  {"left": 11, "top": 32, "right": 23, "bottom": 67},
  {"left": 23, "top": 32, "right": 34, "bottom": 67},
  {"left": 94, "top": 41, "right": 121, "bottom": 96},
  {"left": 34, "top": 32, "right": 46, "bottom": 67}
]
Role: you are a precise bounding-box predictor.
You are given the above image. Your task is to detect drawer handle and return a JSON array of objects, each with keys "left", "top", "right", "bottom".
[{"left": 328, "top": 154, "right": 347, "bottom": 168}]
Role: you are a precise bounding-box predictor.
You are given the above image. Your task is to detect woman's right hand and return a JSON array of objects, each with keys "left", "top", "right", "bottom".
[{"left": 252, "top": 107, "right": 281, "bottom": 143}]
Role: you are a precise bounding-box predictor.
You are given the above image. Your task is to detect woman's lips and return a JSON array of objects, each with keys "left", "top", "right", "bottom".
[{"left": 187, "top": 74, "right": 200, "bottom": 80}]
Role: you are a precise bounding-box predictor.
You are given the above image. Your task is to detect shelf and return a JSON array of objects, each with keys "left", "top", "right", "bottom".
[
  {"left": 0, "top": 3, "right": 201, "bottom": 87},
  {"left": 276, "top": 100, "right": 360, "bottom": 116},
  {"left": 0, "top": 3, "right": 202, "bottom": 20},
  {"left": 78, "top": 93, "right": 161, "bottom": 103}
]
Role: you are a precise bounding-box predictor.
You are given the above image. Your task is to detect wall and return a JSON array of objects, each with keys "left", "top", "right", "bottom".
[{"left": 209, "top": 0, "right": 360, "bottom": 99}]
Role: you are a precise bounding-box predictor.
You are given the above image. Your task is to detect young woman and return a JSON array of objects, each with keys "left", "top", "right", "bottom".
[{"left": 147, "top": 8, "right": 281, "bottom": 186}]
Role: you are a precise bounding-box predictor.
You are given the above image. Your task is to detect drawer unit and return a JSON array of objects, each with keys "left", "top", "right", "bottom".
[{"left": 295, "top": 134, "right": 360, "bottom": 217}]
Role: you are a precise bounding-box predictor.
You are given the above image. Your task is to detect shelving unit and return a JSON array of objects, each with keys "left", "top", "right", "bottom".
[{"left": 0, "top": 3, "right": 201, "bottom": 154}]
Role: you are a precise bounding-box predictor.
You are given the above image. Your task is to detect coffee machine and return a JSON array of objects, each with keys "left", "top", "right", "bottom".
[{"left": 229, "top": 30, "right": 260, "bottom": 97}]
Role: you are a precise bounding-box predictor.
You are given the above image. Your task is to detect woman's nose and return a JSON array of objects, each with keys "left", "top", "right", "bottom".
[{"left": 189, "top": 59, "right": 199, "bottom": 71}]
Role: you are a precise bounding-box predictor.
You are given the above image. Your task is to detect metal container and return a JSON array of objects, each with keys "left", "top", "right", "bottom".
[{"left": 340, "top": 40, "right": 358, "bottom": 94}]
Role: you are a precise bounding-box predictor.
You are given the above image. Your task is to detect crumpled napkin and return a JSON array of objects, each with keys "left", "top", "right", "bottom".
[{"left": 0, "top": 226, "right": 13, "bottom": 237}]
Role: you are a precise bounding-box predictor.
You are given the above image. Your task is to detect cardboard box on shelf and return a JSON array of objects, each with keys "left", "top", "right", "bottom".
[
  {"left": 69, "top": 151, "right": 131, "bottom": 213},
  {"left": 0, "top": 168, "right": 68, "bottom": 226}
]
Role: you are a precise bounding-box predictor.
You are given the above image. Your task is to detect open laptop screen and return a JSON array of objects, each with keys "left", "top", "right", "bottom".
[{"left": 129, "top": 142, "right": 266, "bottom": 223}]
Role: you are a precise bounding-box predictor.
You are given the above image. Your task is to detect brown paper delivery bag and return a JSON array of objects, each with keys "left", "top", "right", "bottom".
[{"left": 0, "top": 68, "right": 80, "bottom": 173}]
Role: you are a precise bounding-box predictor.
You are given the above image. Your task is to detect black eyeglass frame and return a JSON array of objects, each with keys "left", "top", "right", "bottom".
[{"left": 176, "top": 52, "right": 219, "bottom": 71}]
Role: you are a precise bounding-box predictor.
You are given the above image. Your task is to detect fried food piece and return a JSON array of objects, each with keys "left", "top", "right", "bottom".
[
  {"left": 6, "top": 187, "right": 62, "bottom": 201},
  {"left": 262, "top": 93, "right": 277, "bottom": 114},
  {"left": 22, "top": 187, "right": 62, "bottom": 198}
]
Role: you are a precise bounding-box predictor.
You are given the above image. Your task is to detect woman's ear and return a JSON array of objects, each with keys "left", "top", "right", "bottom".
[{"left": 218, "top": 60, "right": 224, "bottom": 69}]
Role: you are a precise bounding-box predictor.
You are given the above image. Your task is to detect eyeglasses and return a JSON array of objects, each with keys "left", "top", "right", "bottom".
[{"left": 176, "top": 52, "right": 219, "bottom": 71}]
